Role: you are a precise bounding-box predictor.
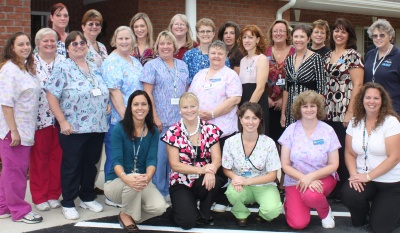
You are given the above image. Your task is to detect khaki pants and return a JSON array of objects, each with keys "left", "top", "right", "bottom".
[{"left": 104, "top": 178, "right": 167, "bottom": 222}]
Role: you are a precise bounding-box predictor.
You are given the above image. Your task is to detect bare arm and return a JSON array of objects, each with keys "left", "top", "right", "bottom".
[
  {"left": 249, "top": 55, "right": 269, "bottom": 103},
  {"left": 344, "top": 68, "right": 364, "bottom": 127},
  {"left": 280, "top": 91, "right": 288, "bottom": 127},
  {"left": 233, "top": 66, "right": 240, "bottom": 75},
  {"left": 1, "top": 106, "right": 20, "bottom": 146},
  {"left": 46, "top": 92, "right": 72, "bottom": 135},
  {"left": 109, "top": 89, "right": 126, "bottom": 119}
]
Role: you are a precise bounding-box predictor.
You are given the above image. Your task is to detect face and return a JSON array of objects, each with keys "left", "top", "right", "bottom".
[
  {"left": 82, "top": 20, "right": 102, "bottom": 38},
  {"left": 209, "top": 46, "right": 227, "bottom": 68},
  {"left": 67, "top": 36, "right": 88, "bottom": 59},
  {"left": 272, "top": 23, "right": 288, "bottom": 44},
  {"left": 157, "top": 36, "right": 174, "bottom": 59},
  {"left": 180, "top": 98, "right": 199, "bottom": 122},
  {"left": 171, "top": 18, "right": 188, "bottom": 38},
  {"left": 333, "top": 27, "right": 349, "bottom": 47},
  {"left": 115, "top": 29, "right": 133, "bottom": 55},
  {"left": 292, "top": 29, "right": 310, "bottom": 51},
  {"left": 300, "top": 102, "right": 318, "bottom": 120},
  {"left": 372, "top": 28, "right": 391, "bottom": 50},
  {"left": 131, "top": 95, "right": 149, "bottom": 122},
  {"left": 311, "top": 26, "right": 327, "bottom": 46},
  {"left": 133, "top": 19, "right": 148, "bottom": 40},
  {"left": 363, "top": 88, "right": 382, "bottom": 115},
  {"left": 13, "top": 35, "right": 31, "bottom": 60},
  {"left": 223, "top": 26, "right": 236, "bottom": 47},
  {"left": 38, "top": 33, "right": 57, "bottom": 55},
  {"left": 197, "top": 25, "right": 214, "bottom": 44},
  {"left": 239, "top": 109, "right": 260, "bottom": 134},
  {"left": 50, "top": 8, "right": 69, "bottom": 29},
  {"left": 242, "top": 30, "right": 260, "bottom": 52}
]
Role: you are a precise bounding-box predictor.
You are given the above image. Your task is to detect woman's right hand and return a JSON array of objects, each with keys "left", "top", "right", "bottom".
[
  {"left": 123, "top": 174, "right": 148, "bottom": 192},
  {"left": 202, "top": 163, "right": 217, "bottom": 174},
  {"left": 154, "top": 116, "right": 163, "bottom": 132},
  {"left": 59, "top": 121, "right": 73, "bottom": 135},
  {"left": 9, "top": 129, "right": 21, "bottom": 146},
  {"left": 268, "top": 97, "right": 275, "bottom": 108}
]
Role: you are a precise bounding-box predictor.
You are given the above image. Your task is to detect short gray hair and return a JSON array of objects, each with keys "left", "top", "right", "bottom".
[
  {"left": 110, "top": 26, "right": 136, "bottom": 48},
  {"left": 208, "top": 40, "right": 228, "bottom": 54},
  {"left": 35, "top": 28, "right": 58, "bottom": 46},
  {"left": 367, "top": 19, "right": 395, "bottom": 39}
]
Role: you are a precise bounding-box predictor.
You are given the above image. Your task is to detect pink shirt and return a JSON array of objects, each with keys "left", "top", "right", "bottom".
[
  {"left": 189, "top": 66, "right": 242, "bottom": 137},
  {"left": 0, "top": 61, "right": 41, "bottom": 146},
  {"left": 278, "top": 120, "right": 341, "bottom": 186}
]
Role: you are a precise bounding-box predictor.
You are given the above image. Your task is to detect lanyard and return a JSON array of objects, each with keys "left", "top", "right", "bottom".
[
  {"left": 36, "top": 54, "right": 55, "bottom": 80},
  {"left": 162, "top": 58, "right": 178, "bottom": 98},
  {"left": 73, "top": 60, "right": 97, "bottom": 88},
  {"left": 362, "top": 120, "right": 370, "bottom": 171},
  {"left": 372, "top": 45, "right": 392, "bottom": 83},
  {"left": 132, "top": 125, "right": 146, "bottom": 173}
]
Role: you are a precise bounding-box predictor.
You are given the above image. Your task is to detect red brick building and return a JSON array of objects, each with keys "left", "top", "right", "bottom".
[{"left": 1, "top": 0, "right": 400, "bottom": 54}]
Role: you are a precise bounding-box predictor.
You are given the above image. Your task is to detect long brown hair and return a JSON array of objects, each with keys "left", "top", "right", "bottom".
[
  {"left": 0, "top": 32, "right": 35, "bottom": 74},
  {"left": 352, "top": 82, "right": 400, "bottom": 129}
]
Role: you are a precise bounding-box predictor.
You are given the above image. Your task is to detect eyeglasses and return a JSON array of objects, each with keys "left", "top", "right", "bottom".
[
  {"left": 372, "top": 33, "right": 386, "bottom": 40},
  {"left": 71, "top": 41, "right": 87, "bottom": 47},
  {"left": 273, "top": 30, "right": 287, "bottom": 34},
  {"left": 198, "top": 30, "right": 214, "bottom": 35},
  {"left": 173, "top": 23, "right": 186, "bottom": 27},
  {"left": 87, "top": 22, "right": 101, "bottom": 27}
]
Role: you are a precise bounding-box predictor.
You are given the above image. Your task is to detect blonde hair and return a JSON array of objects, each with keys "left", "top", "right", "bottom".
[
  {"left": 154, "top": 31, "right": 178, "bottom": 55},
  {"left": 129, "top": 12, "right": 154, "bottom": 48},
  {"left": 167, "top": 14, "right": 196, "bottom": 49}
]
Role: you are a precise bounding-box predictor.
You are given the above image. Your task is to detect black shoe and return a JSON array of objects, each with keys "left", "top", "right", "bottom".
[
  {"left": 254, "top": 212, "right": 267, "bottom": 223},
  {"left": 94, "top": 187, "right": 104, "bottom": 195},
  {"left": 118, "top": 212, "right": 139, "bottom": 233},
  {"left": 236, "top": 218, "right": 248, "bottom": 227},
  {"left": 197, "top": 216, "right": 214, "bottom": 226}
]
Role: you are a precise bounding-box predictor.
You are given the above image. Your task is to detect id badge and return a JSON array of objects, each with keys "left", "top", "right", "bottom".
[
  {"left": 171, "top": 98, "right": 180, "bottom": 105},
  {"left": 241, "top": 171, "right": 252, "bottom": 177},
  {"left": 276, "top": 78, "right": 285, "bottom": 86},
  {"left": 204, "top": 83, "right": 212, "bottom": 90},
  {"left": 313, "top": 139, "right": 324, "bottom": 145},
  {"left": 188, "top": 174, "right": 199, "bottom": 179},
  {"left": 92, "top": 88, "right": 102, "bottom": 96}
]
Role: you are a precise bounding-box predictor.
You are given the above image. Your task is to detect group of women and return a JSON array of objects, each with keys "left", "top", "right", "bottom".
[{"left": 0, "top": 2, "right": 399, "bottom": 232}]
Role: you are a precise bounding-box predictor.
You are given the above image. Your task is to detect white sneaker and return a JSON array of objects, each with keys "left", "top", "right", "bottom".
[
  {"left": 62, "top": 207, "right": 79, "bottom": 220},
  {"left": 79, "top": 200, "right": 103, "bottom": 213},
  {"left": 15, "top": 211, "right": 43, "bottom": 224},
  {"left": 0, "top": 213, "right": 11, "bottom": 219},
  {"left": 321, "top": 207, "right": 335, "bottom": 228},
  {"left": 212, "top": 204, "right": 229, "bottom": 212},
  {"left": 36, "top": 202, "right": 50, "bottom": 211},
  {"left": 105, "top": 198, "right": 123, "bottom": 208},
  {"left": 48, "top": 199, "right": 61, "bottom": 209}
]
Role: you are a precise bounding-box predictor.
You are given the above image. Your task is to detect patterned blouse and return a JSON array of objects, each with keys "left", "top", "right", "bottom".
[
  {"left": 161, "top": 120, "right": 222, "bottom": 187},
  {"left": 131, "top": 47, "right": 155, "bottom": 66},
  {"left": 86, "top": 40, "right": 108, "bottom": 68},
  {"left": 56, "top": 40, "right": 66, "bottom": 57},
  {"left": 284, "top": 52, "right": 325, "bottom": 126},
  {"left": 266, "top": 46, "right": 295, "bottom": 101},
  {"left": 34, "top": 53, "right": 65, "bottom": 129},
  {"left": 324, "top": 49, "right": 363, "bottom": 122},
  {"left": 182, "top": 47, "right": 230, "bottom": 83},
  {"left": 44, "top": 59, "right": 109, "bottom": 133},
  {"left": 0, "top": 61, "right": 41, "bottom": 146}
]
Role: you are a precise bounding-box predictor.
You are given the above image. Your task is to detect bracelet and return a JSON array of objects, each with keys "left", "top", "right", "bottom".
[
  {"left": 120, "top": 172, "right": 126, "bottom": 177},
  {"left": 211, "top": 111, "right": 215, "bottom": 119},
  {"left": 366, "top": 173, "right": 371, "bottom": 181}
]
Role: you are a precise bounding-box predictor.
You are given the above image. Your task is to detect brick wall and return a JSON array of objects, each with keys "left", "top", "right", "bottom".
[{"left": 0, "top": 0, "right": 31, "bottom": 54}]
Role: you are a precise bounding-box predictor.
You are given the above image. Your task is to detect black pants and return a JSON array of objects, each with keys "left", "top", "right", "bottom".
[
  {"left": 341, "top": 180, "right": 400, "bottom": 233},
  {"left": 169, "top": 175, "right": 222, "bottom": 230},
  {"left": 59, "top": 132, "right": 105, "bottom": 207},
  {"left": 326, "top": 121, "right": 348, "bottom": 198}
]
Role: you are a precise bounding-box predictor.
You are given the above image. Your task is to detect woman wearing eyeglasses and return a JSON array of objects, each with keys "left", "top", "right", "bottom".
[
  {"left": 81, "top": 9, "right": 108, "bottom": 69},
  {"left": 129, "top": 13, "right": 155, "bottom": 66},
  {"left": 183, "top": 18, "right": 230, "bottom": 84},
  {"left": 45, "top": 31, "right": 109, "bottom": 220},
  {"left": 341, "top": 83, "right": 400, "bottom": 233},
  {"left": 364, "top": 19, "right": 400, "bottom": 115},
  {"left": 48, "top": 3, "right": 69, "bottom": 56},
  {"left": 167, "top": 14, "right": 198, "bottom": 60}
]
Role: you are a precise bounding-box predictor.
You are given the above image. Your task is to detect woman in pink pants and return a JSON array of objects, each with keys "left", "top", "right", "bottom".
[{"left": 278, "top": 90, "right": 340, "bottom": 230}]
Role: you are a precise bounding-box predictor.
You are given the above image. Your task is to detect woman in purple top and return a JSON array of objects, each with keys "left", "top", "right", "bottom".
[{"left": 279, "top": 90, "right": 340, "bottom": 230}]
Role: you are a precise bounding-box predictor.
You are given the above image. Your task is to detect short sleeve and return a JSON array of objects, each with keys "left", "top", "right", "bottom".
[
  {"left": 140, "top": 61, "right": 156, "bottom": 85},
  {"left": 328, "top": 127, "right": 341, "bottom": 152},
  {"left": 383, "top": 116, "right": 400, "bottom": 138},
  {"left": 278, "top": 123, "right": 294, "bottom": 149},
  {"left": 160, "top": 124, "right": 181, "bottom": 148},
  {"left": 44, "top": 64, "right": 66, "bottom": 99},
  {"left": 101, "top": 58, "right": 123, "bottom": 89},
  {"left": 205, "top": 123, "right": 223, "bottom": 147},
  {"left": 346, "top": 119, "right": 355, "bottom": 137},
  {"left": 225, "top": 69, "right": 242, "bottom": 97},
  {"left": 348, "top": 50, "right": 363, "bottom": 69},
  {"left": 0, "top": 65, "right": 15, "bottom": 107},
  {"left": 222, "top": 137, "right": 234, "bottom": 169},
  {"left": 264, "top": 137, "right": 282, "bottom": 172}
]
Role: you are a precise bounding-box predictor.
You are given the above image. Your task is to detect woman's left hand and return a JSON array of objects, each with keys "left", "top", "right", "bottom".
[
  {"left": 199, "top": 110, "right": 211, "bottom": 121},
  {"left": 202, "top": 173, "right": 216, "bottom": 191},
  {"left": 106, "top": 104, "right": 112, "bottom": 115},
  {"left": 308, "top": 180, "right": 323, "bottom": 193},
  {"left": 296, "top": 174, "right": 315, "bottom": 193}
]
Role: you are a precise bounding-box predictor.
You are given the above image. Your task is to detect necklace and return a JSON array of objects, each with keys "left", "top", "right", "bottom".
[
  {"left": 181, "top": 116, "right": 201, "bottom": 137},
  {"left": 132, "top": 124, "right": 146, "bottom": 173},
  {"left": 372, "top": 44, "right": 393, "bottom": 82},
  {"left": 246, "top": 56, "right": 255, "bottom": 75}
]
